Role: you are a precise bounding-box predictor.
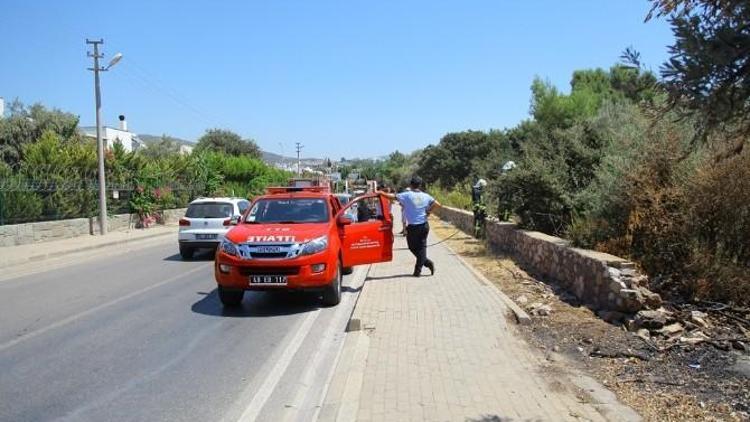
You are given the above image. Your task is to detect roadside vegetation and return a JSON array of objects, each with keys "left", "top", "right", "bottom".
[
  {"left": 353, "top": 0, "right": 750, "bottom": 306},
  {"left": 0, "top": 101, "right": 289, "bottom": 225}
]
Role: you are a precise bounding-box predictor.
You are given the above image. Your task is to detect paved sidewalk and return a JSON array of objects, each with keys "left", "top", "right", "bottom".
[
  {"left": 321, "top": 218, "right": 633, "bottom": 421},
  {"left": 0, "top": 225, "right": 175, "bottom": 269}
]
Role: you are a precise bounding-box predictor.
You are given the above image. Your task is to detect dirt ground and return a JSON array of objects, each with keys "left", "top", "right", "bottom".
[{"left": 430, "top": 217, "right": 750, "bottom": 422}]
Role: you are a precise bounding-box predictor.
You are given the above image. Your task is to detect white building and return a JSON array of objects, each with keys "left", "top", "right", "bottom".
[
  {"left": 80, "top": 115, "right": 142, "bottom": 152},
  {"left": 179, "top": 144, "right": 194, "bottom": 155}
]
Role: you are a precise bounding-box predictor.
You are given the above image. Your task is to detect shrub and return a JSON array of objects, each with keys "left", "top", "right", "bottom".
[
  {"left": 0, "top": 186, "right": 44, "bottom": 224},
  {"left": 490, "top": 156, "right": 572, "bottom": 233},
  {"left": 430, "top": 183, "right": 472, "bottom": 211},
  {"left": 683, "top": 147, "right": 750, "bottom": 303}
]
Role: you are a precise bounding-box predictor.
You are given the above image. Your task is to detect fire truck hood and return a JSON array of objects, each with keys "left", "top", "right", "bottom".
[{"left": 225, "top": 223, "right": 329, "bottom": 245}]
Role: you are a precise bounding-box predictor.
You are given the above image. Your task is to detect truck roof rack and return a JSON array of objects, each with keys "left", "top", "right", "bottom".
[{"left": 266, "top": 186, "right": 331, "bottom": 194}]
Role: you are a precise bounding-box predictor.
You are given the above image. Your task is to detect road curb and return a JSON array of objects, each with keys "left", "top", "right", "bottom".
[
  {"left": 332, "top": 330, "right": 369, "bottom": 422},
  {"left": 345, "top": 264, "right": 373, "bottom": 332},
  {"left": 315, "top": 264, "right": 373, "bottom": 422},
  {"left": 0, "top": 230, "right": 174, "bottom": 270},
  {"left": 441, "top": 239, "right": 533, "bottom": 325}
]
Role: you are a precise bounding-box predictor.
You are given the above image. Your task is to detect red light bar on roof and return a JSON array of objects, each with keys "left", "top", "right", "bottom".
[{"left": 265, "top": 186, "right": 331, "bottom": 194}]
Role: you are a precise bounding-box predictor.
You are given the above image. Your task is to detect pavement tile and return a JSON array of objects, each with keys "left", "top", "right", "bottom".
[{"left": 321, "top": 211, "right": 630, "bottom": 422}]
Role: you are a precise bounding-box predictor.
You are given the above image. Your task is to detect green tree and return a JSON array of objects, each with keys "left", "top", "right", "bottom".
[
  {"left": 195, "top": 129, "right": 261, "bottom": 158},
  {"left": 141, "top": 134, "right": 182, "bottom": 159},
  {"left": 648, "top": 0, "right": 750, "bottom": 146},
  {"left": 20, "top": 130, "right": 98, "bottom": 219},
  {"left": 0, "top": 100, "right": 81, "bottom": 167},
  {"left": 417, "top": 131, "right": 494, "bottom": 187}
]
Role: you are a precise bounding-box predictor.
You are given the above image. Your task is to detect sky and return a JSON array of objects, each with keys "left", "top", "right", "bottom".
[{"left": 0, "top": 1, "right": 674, "bottom": 159}]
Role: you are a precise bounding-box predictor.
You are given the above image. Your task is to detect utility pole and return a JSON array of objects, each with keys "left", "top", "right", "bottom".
[
  {"left": 295, "top": 142, "right": 303, "bottom": 176},
  {"left": 87, "top": 38, "right": 108, "bottom": 235}
]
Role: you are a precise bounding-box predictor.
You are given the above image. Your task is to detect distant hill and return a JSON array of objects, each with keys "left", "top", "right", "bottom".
[
  {"left": 138, "top": 134, "right": 194, "bottom": 146},
  {"left": 262, "top": 150, "right": 288, "bottom": 163},
  {"left": 139, "top": 134, "right": 322, "bottom": 165}
]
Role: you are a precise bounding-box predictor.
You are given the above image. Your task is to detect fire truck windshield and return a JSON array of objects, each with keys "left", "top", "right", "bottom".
[{"left": 246, "top": 198, "right": 330, "bottom": 224}]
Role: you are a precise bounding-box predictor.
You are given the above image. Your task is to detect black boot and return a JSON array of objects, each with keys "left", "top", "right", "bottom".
[{"left": 425, "top": 260, "right": 435, "bottom": 275}]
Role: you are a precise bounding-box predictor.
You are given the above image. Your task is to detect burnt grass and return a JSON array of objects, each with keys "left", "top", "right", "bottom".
[{"left": 431, "top": 218, "right": 750, "bottom": 422}]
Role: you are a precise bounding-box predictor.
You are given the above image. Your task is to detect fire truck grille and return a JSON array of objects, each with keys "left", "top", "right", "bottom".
[{"left": 239, "top": 266, "right": 301, "bottom": 276}]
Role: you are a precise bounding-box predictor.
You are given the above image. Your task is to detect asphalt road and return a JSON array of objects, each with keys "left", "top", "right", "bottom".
[{"left": 0, "top": 237, "right": 363, "bottom": 422}]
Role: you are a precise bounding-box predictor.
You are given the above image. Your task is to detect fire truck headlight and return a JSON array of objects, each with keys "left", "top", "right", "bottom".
[
  {"left": 220, "top": 239, "right": 238, "bottom": 256},
  {"left": 300, "top": 235, "right": 328, "bottom": 256}
]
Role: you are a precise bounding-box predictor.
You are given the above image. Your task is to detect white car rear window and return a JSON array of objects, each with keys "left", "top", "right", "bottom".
[{"left": 186, "top": 202, "right": 233, "bottom": 218}]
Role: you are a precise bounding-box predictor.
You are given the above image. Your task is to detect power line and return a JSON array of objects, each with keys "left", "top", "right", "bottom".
[
  {"left": 116, "top": 61, "right": 225, "bottom": 129},
  {"left": 128, "top": 58, "right": 226, "bottom": 124}
]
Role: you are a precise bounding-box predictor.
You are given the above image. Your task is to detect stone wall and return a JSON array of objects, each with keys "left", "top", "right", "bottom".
[
  {"left": 0, "top": 208, "right": 186, "bottom": 247},
  {"left": 434, "top": 206, "right": 661, "bottom": 314}
]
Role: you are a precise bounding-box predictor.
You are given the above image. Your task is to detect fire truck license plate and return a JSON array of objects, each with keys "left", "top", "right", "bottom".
[{"left": 250, "top": 275, "right": 288, "bottom": 285}]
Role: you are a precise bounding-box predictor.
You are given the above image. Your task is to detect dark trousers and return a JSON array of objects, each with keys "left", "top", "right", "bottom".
[{"left": 406, "top": 223, "right": 432, "bottom": 274}]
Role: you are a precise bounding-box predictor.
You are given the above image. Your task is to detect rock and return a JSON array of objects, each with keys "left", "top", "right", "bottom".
[
  {"left": 636, "top": 329, "right": 651, "bottom": 341},
  {"left": 732, "top": 340, "right": 747, "bottom": 352},
  {"left": 597, "top": 310, "right": 626, "bottom": 323},
  {"left": 528, "top": 302, "right": 552, "bottom": 316},
  {"left": 609, "top": 279, "right": 626, "bottom": 293},
  {"left": 690, "top": 310, "right": 707, "bottom": 319},
  {"left": 608, "top": 267, "right": 622, "bottom": 279},
  {"left": 635, "top": 309, "right": 668, "bottom": 330},
  {"left": 728, "top": 356, "right": 750, "bottom": 377},
  {"left": 552, "top": 345, "right": 560, "bottom": 352},
  {"left": 625, "top": 318, "right": 639, "bottom": 332},
  {"left": 613, "top": 261, "right": 636, "bottom": 270},
  {"left": 736, "top": 324, "right": 750, "bottom": 338},
  {"left": 516, "top": 295, "right": 529, "bottom": 305},
  {"left": 680, "top": 331, "right": 710, "bottom": 344},
  {"left": 620, "top": 268, "right": 636, "bottom": 277},
  {"left": 536, "top": 305, "right": 552, "bottom": 316},
  {"left": 658, "top": 322, "right": 684, "bottom": 336},
  {"left": 618, "top": 289, "right": 645, "bottom": 313},
  {"left": 690, "top": 310, "right": 710, "bottom": 329},
  {"left": 638, "top": 287, "right": 662, "bottom": 309}
]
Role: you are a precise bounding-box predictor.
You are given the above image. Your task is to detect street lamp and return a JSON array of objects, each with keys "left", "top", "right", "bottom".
[
  {"left": 106, "top": 52, "right": 123, "bottom": 70},
  {"left": 86, "top": 39, "right": 122, "bottom": 235}
]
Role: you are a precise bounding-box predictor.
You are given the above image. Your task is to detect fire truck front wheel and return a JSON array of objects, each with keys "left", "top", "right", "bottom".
[
  {"left": 322, "top": 261, "right": 342, "bottom": 306},
  {"left": 218, "top": 285, "right": 244, "bottom": 307}
]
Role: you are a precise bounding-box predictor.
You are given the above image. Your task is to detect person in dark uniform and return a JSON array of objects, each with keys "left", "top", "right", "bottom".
[
  {"left": 379, "top": 176, "right": 442, "bottom": 277},
  {"left": 471, "top": 178, "right": 488, "bottom": 239},
  {"left": 356, "top": 199, "right": 372, "bottom": 222}
]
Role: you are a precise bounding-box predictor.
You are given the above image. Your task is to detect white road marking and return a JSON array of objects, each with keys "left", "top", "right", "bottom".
[
  {"left": 237, "top": 308, "right": 321, "bottom": 422},
  {"left": 283, "top": 265, "right": 369, "bottom": 422},
  {"left": 0, "top": 263, "right": 211, "bottom": 352}
]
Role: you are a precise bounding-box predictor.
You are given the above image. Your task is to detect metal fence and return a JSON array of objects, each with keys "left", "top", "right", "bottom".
[{"left": 0, "top": 178, "right": 203, "bottom": 226}]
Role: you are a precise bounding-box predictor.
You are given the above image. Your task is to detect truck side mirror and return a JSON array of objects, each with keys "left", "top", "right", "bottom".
[{"left": 337, "top": 215, "right": 353, "bottom": 226}]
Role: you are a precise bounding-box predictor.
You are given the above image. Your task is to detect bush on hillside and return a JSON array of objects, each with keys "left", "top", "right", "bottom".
[
  {"left": 683, "top": 147, "right": 750, "bottom": 303},
  {"left": 430, "top": 183, "right": 472, "bottom": 211}
]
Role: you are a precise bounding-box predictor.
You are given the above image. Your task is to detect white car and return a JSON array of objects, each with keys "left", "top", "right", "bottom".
[{"left": 178, "top": 197, "right": 250, "bottom": 259}]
